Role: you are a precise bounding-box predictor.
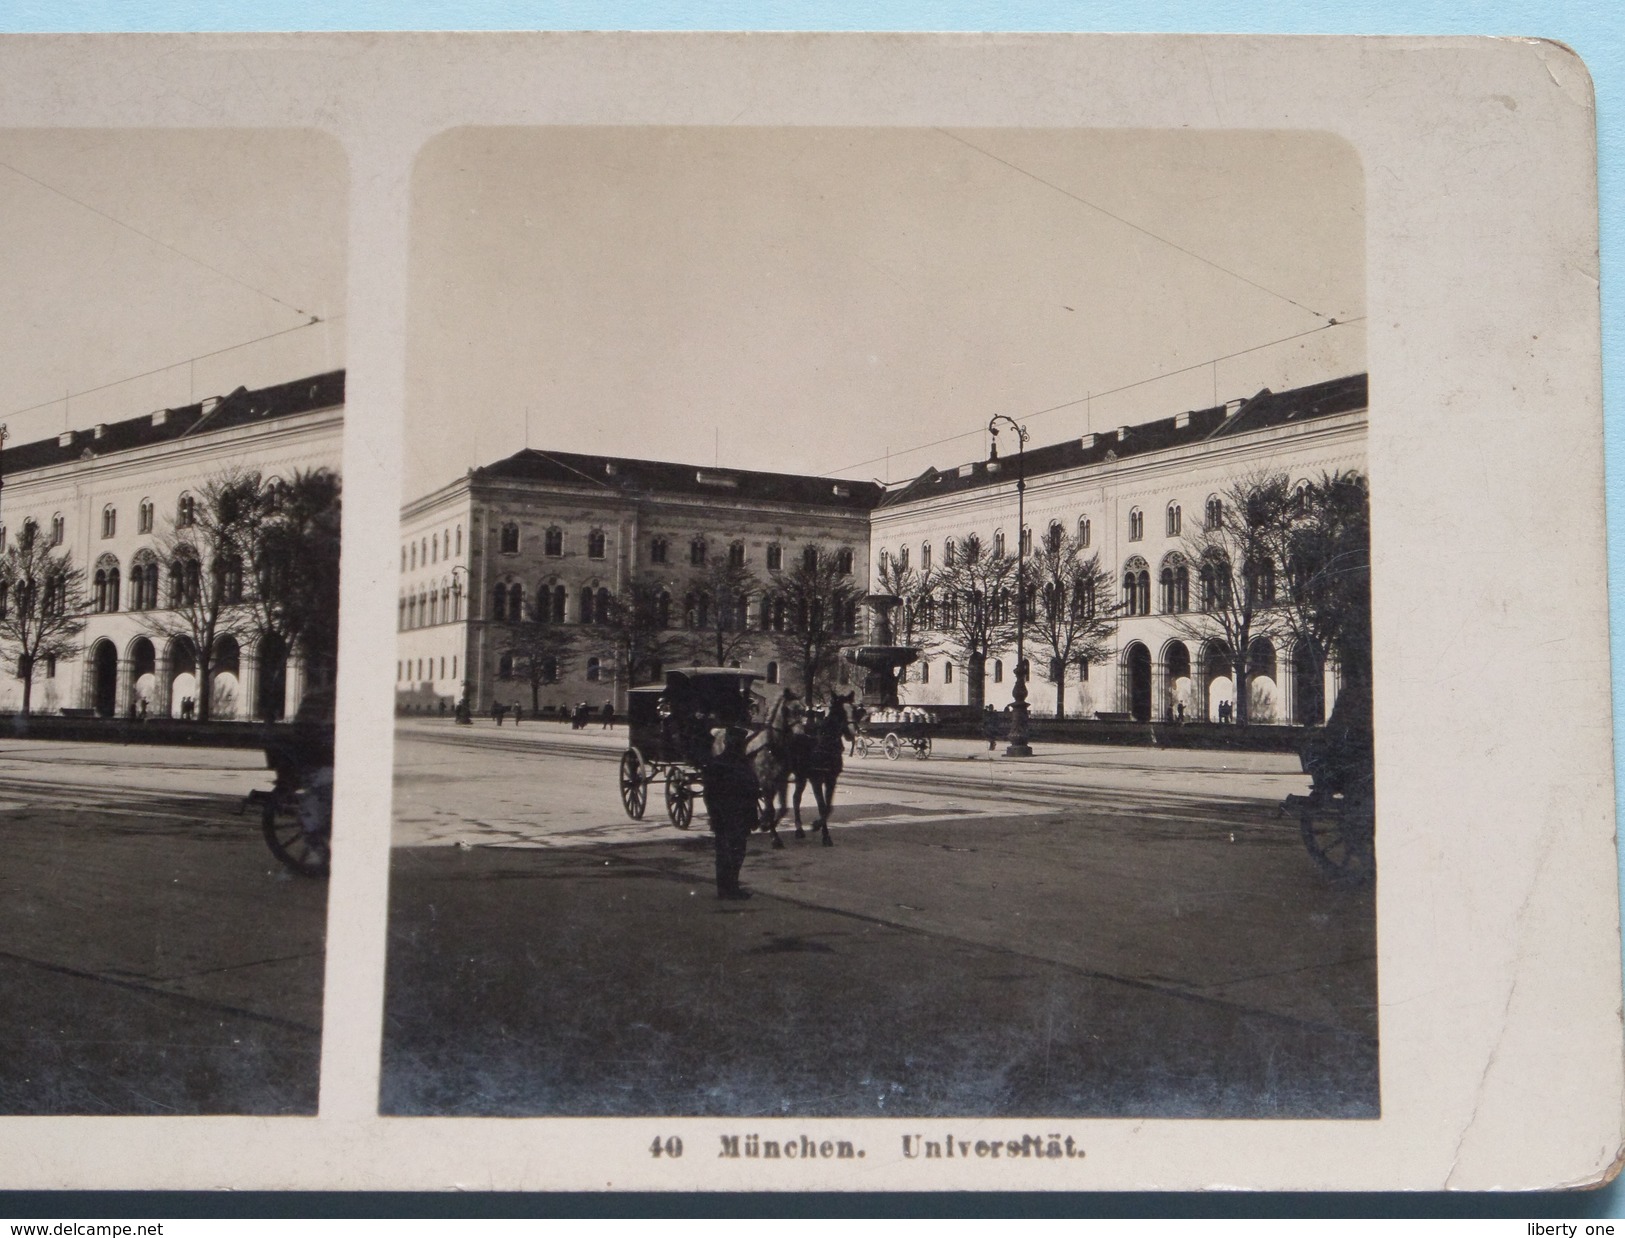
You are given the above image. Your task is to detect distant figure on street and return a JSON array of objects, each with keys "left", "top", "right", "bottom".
[
  {"left": 1175, "top": 702, "right": 1186, "bottom": 724},
  {"left": 848, "top": 703, "right": 867, "bottom": 756},
  {"left": 512, "top": 703, "right": 523, "bottom": 725},
  {"left": 181, "top": 696, "right": 194, "bottom": 721},
  {"left": 137, "top": 698, "right": 148, "bottom": 722},
  {"left": 983, "top": 703, "right": 998, "bottom": 751},
  {"left": 439, "top": 698, "right": 447, "bottom": 717},
  {"left": 601, "top": 701, "right": 615, "bottom": 729},
  {"left": 492, "top": 701, "right": 506, "bottom": 726},
  {"left": 700, "top": 724, "right": 758, "bottom": 900}
]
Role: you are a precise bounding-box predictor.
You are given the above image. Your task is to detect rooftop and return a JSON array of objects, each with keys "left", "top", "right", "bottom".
[
  {"left": 877, "top": 373, "right": 1368, "bottom": 509},
  {"left": 3, "top": 370, "right": 345, "bottom": 477},
  {"left": 472, "top": 448, "right": 885, "bottom": 512}
]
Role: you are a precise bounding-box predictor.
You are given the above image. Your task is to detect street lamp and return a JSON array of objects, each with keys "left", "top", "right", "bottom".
[
  {"left": 987, "top": 414, "right": 1032, "bottom": 757},
  {"left": 449, "top": 563, "right": 473, "bottom": 722}
]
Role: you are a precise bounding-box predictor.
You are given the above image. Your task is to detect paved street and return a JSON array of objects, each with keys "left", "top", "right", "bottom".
[
  {"left": 383, "top": 719, "right": 1378, "bottom": 1118},
  {"left": 0, "top": 738, "right": 326, "bottom": 1115}
]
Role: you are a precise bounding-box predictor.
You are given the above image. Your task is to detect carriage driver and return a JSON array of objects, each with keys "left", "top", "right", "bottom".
[{"left": 698, "top": 689, "right": 759, "bottom": 901}]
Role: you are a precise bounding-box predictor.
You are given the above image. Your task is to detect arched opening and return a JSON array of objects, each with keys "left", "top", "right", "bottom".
[
  {"left": 1163, "top": 640, "right": 1192, "bottom": 722},
  {"left": 1247, "top": 637, "right": 1279, "bottom": 723},
  {"left": 1203, "top": 641, "right": 1233, "bottom": 722},
  {"left": 212, "top": 635, "right": 242, "bottom": 720},
  {"left": 1124, "top": 642, "right": 1152, "bottom": 722},
  {"left": 129, "top": 638, "right": 156, "bottom": 718},
  {"left": 1293, "top": 641, "right": 1326, "bottom": 725},
  {"left": 91, "top": 640, "right": 117, "bottom": 718},
  {"left": 167, "top": 638, "right": 197, "bottom": 718},
  {"left": 257, "top": 633, "right": 289, "bottom": 721}
]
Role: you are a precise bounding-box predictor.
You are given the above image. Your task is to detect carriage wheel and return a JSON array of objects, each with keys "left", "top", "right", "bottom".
[
  {"left": 665, "top": 773, "right": 695, "bottom": 830},
  {"left": 262, "top": 791, "right": 330, "bottom": 879},
  {"left": 1300, "top": 791, "right": 1375, "bottom": 887},
  {"left": 917, "top": 735, "right": 932, "bottom": 759},
  {"left": 855, "top": 733, "right": 871, "bottom": 758},
  {"left": 619, "top": 750, "right": 647, "bottom": 819},
  {"left": 883, "top": 732, "right": 901, "bottom": 761}
]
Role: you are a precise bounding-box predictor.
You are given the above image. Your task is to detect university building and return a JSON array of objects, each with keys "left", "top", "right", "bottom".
[
  {"left": 0, "top": 370, "right": 344, "bottom": 718},
  {"left": 399, "top": 372, "right": 1366, "bottom": 724},
  {"left": 397, "top": 451, "right": 880, "bottom": 714}
]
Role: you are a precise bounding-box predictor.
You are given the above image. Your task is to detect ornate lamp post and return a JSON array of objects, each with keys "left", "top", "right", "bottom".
[
  {"left": 987, "top": 414, "right": 1032, "bottom": 757},
  {"left": 449, "top": 563, "right": 473, "bottom": 722}
]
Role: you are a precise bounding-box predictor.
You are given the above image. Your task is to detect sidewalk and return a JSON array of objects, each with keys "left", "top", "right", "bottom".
[{"left": 395, "top": 715, "right": 1302, "bottom": 775}]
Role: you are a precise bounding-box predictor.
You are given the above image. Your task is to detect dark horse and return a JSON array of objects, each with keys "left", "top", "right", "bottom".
[{"left": 787, "top": 692, "right": 853, "bottom": 847}]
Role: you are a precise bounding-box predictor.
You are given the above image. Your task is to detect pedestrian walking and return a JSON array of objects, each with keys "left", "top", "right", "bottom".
[
  {"left": 512, "top": 703, "right": 523, "bottom": 725},
  {"left": 492, "top": 701, "right": 505, "bottom": 726},
  {"left": 700, "top": 724, "right": 758, "bottom": 900},
  {"left": 848, "top": 703, "right": 867, "bottom": 757},
  {"left": 983, "top": 703, "right": 998, "bottom": 751},
  {"left": 601, "top": 701, "right": 615, "bottom": 729}
]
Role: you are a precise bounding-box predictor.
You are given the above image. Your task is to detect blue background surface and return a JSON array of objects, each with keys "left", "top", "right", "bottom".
[{"left": 2, "top": 0, "right": 1622, "bottom": 1218}]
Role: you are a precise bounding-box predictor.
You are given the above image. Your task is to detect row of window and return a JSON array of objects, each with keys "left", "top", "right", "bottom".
[
  {"left": 3, "top": 496, "right": 206, "bottom": 554},
  {"left": 487, "top": 522, "right": 858, "bottom": 576},
  {"left": 405, "top": 524, "right": 464, "bottom": 572},
  {"left": 1119, "top": 554, "right": 1276, "bottom": 617},
  {"left": 398, "top": 655, "right": 459, "bottom": 684},
  {"left": 882, "top": 497, "right": 1231, "bottom": 575}
]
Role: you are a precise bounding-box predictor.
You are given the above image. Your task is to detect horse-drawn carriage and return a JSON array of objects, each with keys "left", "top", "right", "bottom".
[
  {"left": 1280, "top": 687, "right": 1375, "bottom": 886},
  {"left": 247, "top": 687, "right": 335, "bottom": 878},
  {"left": 852, "top": 705, "right": 937, "bottom": 760},
  {"left": 618, "top": 667, "right": 763, "bottom": 830}
]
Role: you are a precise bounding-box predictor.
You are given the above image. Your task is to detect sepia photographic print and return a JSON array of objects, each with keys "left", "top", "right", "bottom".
[
  {"left": 0, "top": 129, "right": 345, "bottom": 1114},
  {"left": 381, "top": 126, "right": 1378, "bottom": 1120}
]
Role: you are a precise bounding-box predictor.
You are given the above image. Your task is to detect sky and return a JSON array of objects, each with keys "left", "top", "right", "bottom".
[
  {"left": 0, "top": 128, "right": 346, "bottom": 448},
  {"left": 406, "top": 125, "right": 1364, "bottom": 500}
]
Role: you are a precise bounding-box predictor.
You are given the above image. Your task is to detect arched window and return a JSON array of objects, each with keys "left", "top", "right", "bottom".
[
  {"left": 217, "top": 554, "right": 243, "bottom": 604},
  {"left": 1020, "top": 526, "right": 1032, "bottom": 556},
  {"left": 1166, "top": 503, "right": 1182, "bottom": 537},
  {"left": 1246, "top": 558, "right": 1277, "bottom": 607},
  {"left": 586, "top": 657, "right": 601, "bottom": 683},
  {"left": 1078, "top": 516, "right": 1091, "bottom": 548},
  {"left": 93, "top": 568, "right": 108, "bottom": 613},
  {"left": 921, "top": 542, "right": 932, "bottom": 570},
  {"left": 650, "top": 535, "right": 668, "bottom": 564},
  {"left": 766, "top": 661, "right": 779, "bottom": 685},
  {"left": 657, "top": 590, "right": 673, "bottom": 629},
  {"left": 498, "top": 653, "right": 514, "bottom": 680},
  {"left": 499, "top": 522, "right": 519, "bottom": 554},
  {"left": 139, "top": 499, "right": 154, "bottom": 534},
  {"left": 588, "top": 529, "right": 607, "bottom": 559},
  {"left": 803, "top": 545, "right": 818, "bottom": 572},
  {"left": 835, "top": 548, "right": 853, "bottom": 575},
  {"left": 965, "top": 535, "right": 982, "bottom": 564},
  {"left": 1199, "top": 554, "right": 1232, "bottom": 612},
  {"left": 493, "top": 584, "right": 509, "bottom": 622},
  {"left": 944, "top": 538, "right": 957, "bottom": 567},
  {"left": 101, "top": 506, "right": 116, "bottom": 539},
  {"left": 50, "top": 513, "right": 64, "bottom": 546},
  {"left": 580, "top": 586, "right": 594, "bottom": 624},
  {"left": 431, "top": 533, "right": 439, "bottom": 563},
  {"left": 944, "top": 662, "right": 954, "bottom": 684},
  {"left": 177, "top": 495, "right": 195, "bottom": 528},
  {"left": 455, "top": 525, "right": 463, "bottom": 556},
  {"left": 766, "top": 543, "right": 783, "bottom": 570},
  {"left": 1046, "top": 522, "right": 1063, "bottom": 553},
  {"left": 130, "top": 551, "right": 159, "bottom": 611},
  {"left": 542, "top": 657, "right": 558, "bottom": 684},
  {"left": 1205, "top": 495, "right": 1224, "bottom": 531},
  {"left": 508, "top": 582, "right": 523, "bottom": 619},
  {"left": 729, "top": 540, "right": 745, "bottom": 568},
  {"left": 1128, "top": 507, "right": 1144, "bottom": 541},
  {"left": 898, "top": 546, "right": 910, "bottom": 571},
  {"left": 597, "top": 588, "right": 612, "bottom": 624},
  {"left": 993, "top": 659, "right": 1004, "bottom": 684},
  {"left": 691, "top": 538, "right": 707, "bottom": 566},
  {"left": 410, "top": 543, "right": 417, "bottom": 570},
  {"left": 1159, "top": 554, "right": 1189, "bottom": 613},
  {"left": 993, "top": 530, "right": 1005, "bottom": 557},
  {"left": 920, "top": 661, "right": 930, "bottom": 684},
  {"left": 1122, "top": 557, "right": 1150, "bottom": 616}
]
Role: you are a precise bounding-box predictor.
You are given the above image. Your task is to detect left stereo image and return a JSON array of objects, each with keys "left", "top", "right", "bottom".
[{"left": 0, "top": 128, "right": 346, "bottom": 1115}]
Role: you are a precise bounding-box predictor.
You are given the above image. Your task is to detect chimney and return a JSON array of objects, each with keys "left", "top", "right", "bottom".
[
  {"left": 57, "top": 430, "right": 73, "bottom": 448},
  {"left": 1116, "top": 426, "right": 1130, "bottom": 442},
  {"left": 152, "top": 409, "right": 168, "bottom": 426},
  {"left": 1079, "top": 432, "right": 1097, "bottom": 449},
  {"left": 1174, "top": 412, "right": 1190, "bottom": 429},
  {"left": 93, "top": 423, "right": 107, "bottom": 439}
]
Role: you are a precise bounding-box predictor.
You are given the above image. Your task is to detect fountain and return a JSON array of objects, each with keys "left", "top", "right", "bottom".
[{"left": 842, "top": 592, "right": 920, "bottom": 709}]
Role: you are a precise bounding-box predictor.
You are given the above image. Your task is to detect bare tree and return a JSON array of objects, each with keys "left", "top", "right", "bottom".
[
  {"left": 500, "top": 593, "right": 579, "bottom": 713},
  {"left": 932, "top": 534, "right": 1018, "bottom": 709},
  {"left": 1171, "top": 473, "right": 1293, "bottom": 724},
  {"left": 766, "top": 543, "right": 861, "bottom": 701},
  {"left": 589, "top": 576, "right": 686, "bottom": 690},
  {"left": 0, "top": 525, "right": 88, "bottom": 715},
  {"left": 1270, "top": 471, "right": 1372, "bottom": 723},
  {"left": 873, "top": 549, "right": 942, "bottom": 654},
  {"left": 245, "top": 469, "right": 342, "bottom": 702},
  {"left": 679, "top": 553, "right": 765, "bottom": 668},
  {"left": 139, "top": 471, "right": 260, "bottom": 722},
  {"left": 1024, "top": 531, "right": 1117, "bottom": 718}
]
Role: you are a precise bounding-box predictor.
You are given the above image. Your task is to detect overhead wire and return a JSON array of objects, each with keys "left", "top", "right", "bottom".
[
  {"left": 0, "top": 157, "right": 317, "bottom": 320},
  {"left": 936, "top": 129, "right": 1336, "bottom": 323},
  {"left": 818, "top": 316, "right": 1365, "bottom": 480}
]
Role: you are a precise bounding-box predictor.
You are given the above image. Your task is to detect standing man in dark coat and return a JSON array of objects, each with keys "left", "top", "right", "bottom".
[{"left": 700, "top": 724, "right": 759, "bottom": 900}]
